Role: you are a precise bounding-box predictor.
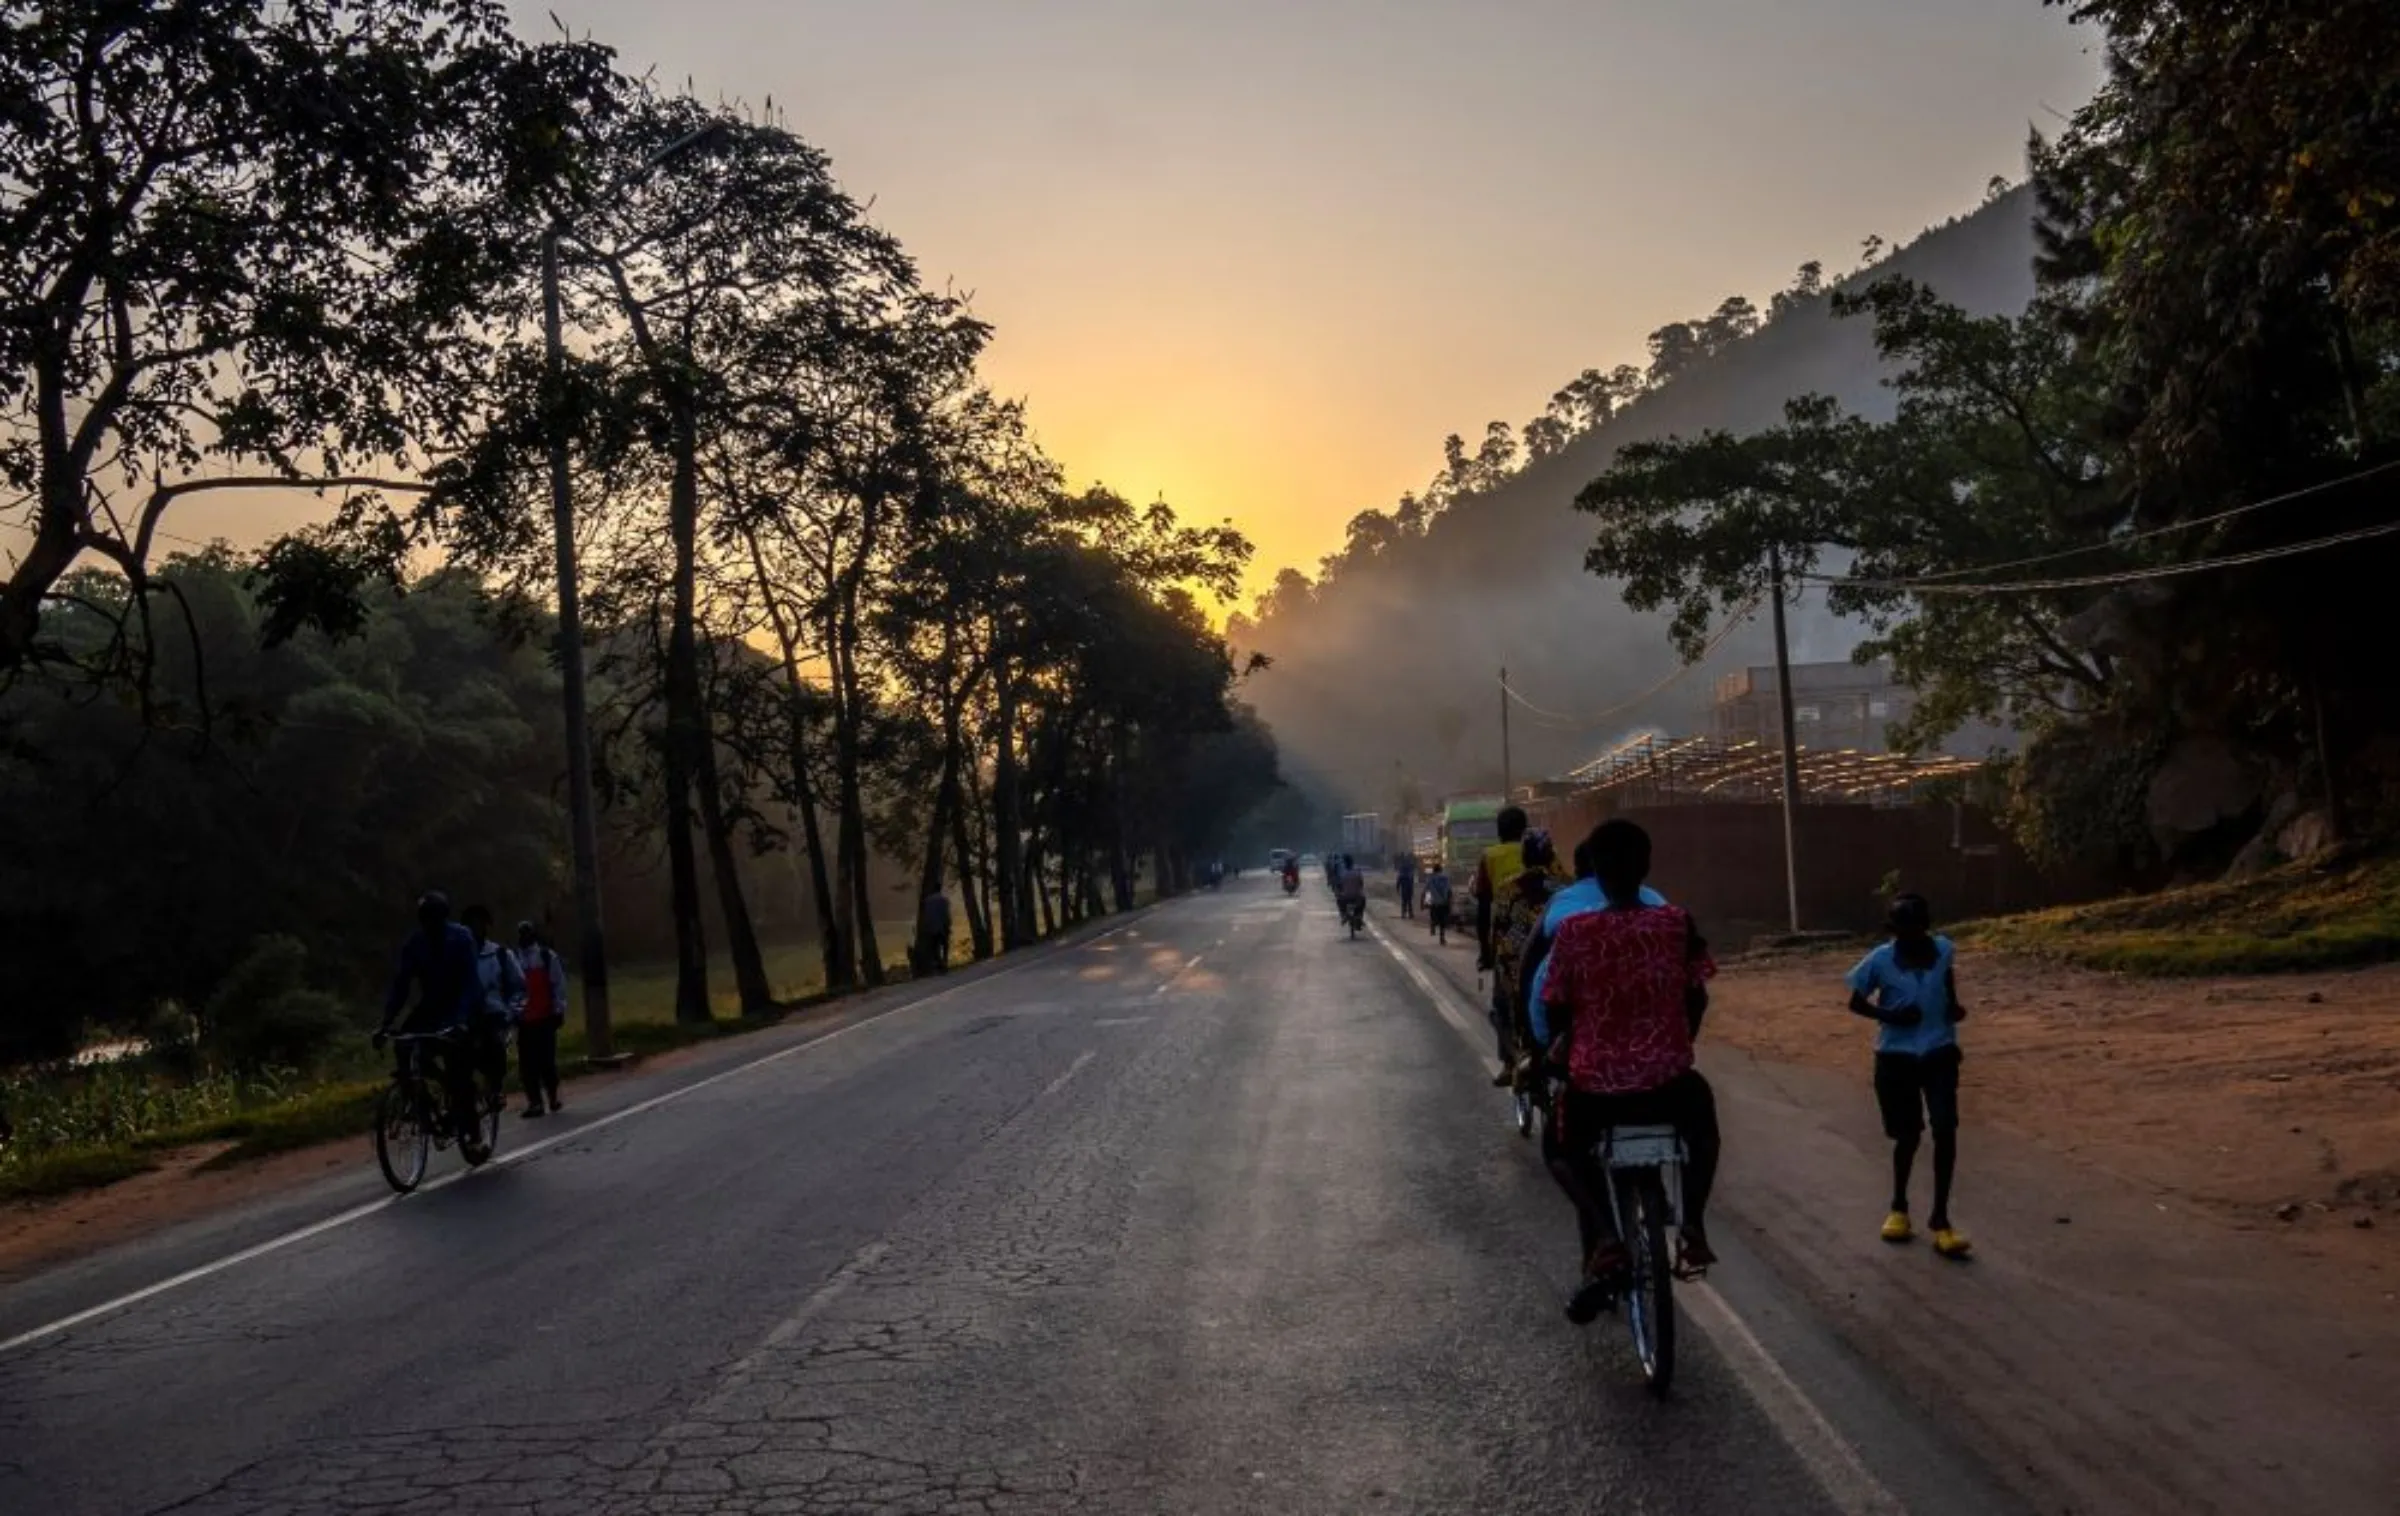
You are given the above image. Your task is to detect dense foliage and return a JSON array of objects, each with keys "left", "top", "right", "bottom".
[
  {"left": 1570, "top": 2, "right": 2399, "bottom": 874},
  {"left": 0, "top": 8, "right": 1285, "bottom": 1061}
]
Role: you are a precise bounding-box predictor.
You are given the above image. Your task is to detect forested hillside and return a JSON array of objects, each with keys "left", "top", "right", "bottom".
[{"left": 1237, "top": 189, "right": 2040, "bottom": 811}]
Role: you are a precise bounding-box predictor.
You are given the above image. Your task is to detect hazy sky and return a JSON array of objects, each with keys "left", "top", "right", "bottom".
[{"left": 175, "top": 2, "right": 2104, "bottom": 603}]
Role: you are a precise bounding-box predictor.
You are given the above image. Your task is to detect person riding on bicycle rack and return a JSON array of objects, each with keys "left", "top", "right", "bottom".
[
  {"left": 1475, "top": 806, "right": 1565, "bottom": 1085},
  {"left": 375, "top": 891, "right": 486, "bottom": 1142},
  {"left": 1491, "top": 829, "right": 1560, "bottom": 1089},
  {"left": 1538, "top": 820, "right": 1722, "bottom": 1325}
]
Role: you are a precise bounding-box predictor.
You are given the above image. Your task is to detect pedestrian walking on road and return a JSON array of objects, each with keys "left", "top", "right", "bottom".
[
  {"left": 1395, "top": 854, "right": 1418, "bottom": 919},
  {"left": 1847, "top": 893, "right": 1972, "bottom": 1259},
  {"left": 515, "top": 922, "right": 567, "bottom": 1117},
  {"left": 1423, "top": 862, "right": 1453, "bottom": 943}
]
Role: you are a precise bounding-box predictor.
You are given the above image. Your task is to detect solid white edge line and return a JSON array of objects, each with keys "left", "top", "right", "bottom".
[
  {"left": 0, "top": 917, "right": 1151, "bottom": 1359},
  {"left": 1361, "top": 913, "right": 1906, "bottom": 1516}
]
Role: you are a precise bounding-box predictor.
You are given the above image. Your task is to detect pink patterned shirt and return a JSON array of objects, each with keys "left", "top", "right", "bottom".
[{"left": 1542, "top": 904, "right": 1715, "bottom": 1095}]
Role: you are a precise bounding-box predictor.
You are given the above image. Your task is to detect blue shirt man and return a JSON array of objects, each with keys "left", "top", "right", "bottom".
[{"left": 1845, "top": 936, "right": 1960, "bottom": 1057}]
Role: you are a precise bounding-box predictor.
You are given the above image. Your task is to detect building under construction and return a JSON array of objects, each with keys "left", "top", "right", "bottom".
[{"left": 1557, "top": 732, "right": 1985, "bottom": 808}]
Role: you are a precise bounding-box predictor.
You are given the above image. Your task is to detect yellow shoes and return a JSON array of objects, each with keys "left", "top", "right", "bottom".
[
  {"left": 1932, "top": 1227, "right": 1974, "bottom": 1260},
  {"left": 1880, "top": 1210, "right": 1915, "bottom": 1244}
]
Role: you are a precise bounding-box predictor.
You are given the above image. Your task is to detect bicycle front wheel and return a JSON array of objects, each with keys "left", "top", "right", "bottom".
[
  {"left": 374, "top": 1081, "right": 430, "bottom": 1194},
  {"left": 1622, "top": 1169, "right": 1677, "bottom": 1396}
]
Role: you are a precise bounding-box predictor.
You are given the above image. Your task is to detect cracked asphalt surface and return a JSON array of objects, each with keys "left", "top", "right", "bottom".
[{"left": 3, "top": 882, "right": 1861, "bottom": 1515}]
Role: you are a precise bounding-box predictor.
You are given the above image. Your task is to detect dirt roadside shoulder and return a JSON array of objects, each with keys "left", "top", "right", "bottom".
[{"left": 1377, "top": 911, "right": 2400, "bottom": 1516}]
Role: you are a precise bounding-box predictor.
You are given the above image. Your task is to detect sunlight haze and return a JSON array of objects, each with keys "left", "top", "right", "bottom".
[
  {"left": 144, "top": 2, "right": 2105, "bottom": 601},
  {"left": 515, "top": 0, "right": 2100, "bottom": 604}
]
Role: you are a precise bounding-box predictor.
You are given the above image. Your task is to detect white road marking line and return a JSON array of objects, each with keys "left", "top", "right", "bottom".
[
  {"left": 1363, "top": 914, "right": 1906, "bottom": 1516},
  {"left": 1040, "top": 1050, "right": 1098, "bottom": 1098},
  {"left": 686, "top": 1237, "right": 897, "bottom": 1391},
  {"left": 0, "top": 920, "right": 1151, "bottom": 1359},
  {"left": 1683, "top": 1283, "right": 1907, "bottom": 1516},
  {"left": 1149, "top": 952, "right": 1205, "bottom": 998}
]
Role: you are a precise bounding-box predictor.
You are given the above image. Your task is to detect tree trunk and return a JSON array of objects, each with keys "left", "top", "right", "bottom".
[
  {"left": 827, "top": 606, "right": 884, "bottom": 989},
  {"left": 911, "top": 724, "right": 960, "bottom": 975},
  {"left": 696, "top": 723, "right": 774, "bottom": 1017},
  {"left": 951, "top": 768, "right": 993, "bottom": 960},
  {"left": 783, "top": 690, "right": 851, "bottom": 989},
  {"left": 742, "top": 523, "right": 850, "bottom": 992},
  {"left": 991, "top": 653, "right": 1030, "bottom": 950},
  {"left": 662, "top": 410, "right": 711, "bottom": 1023}
]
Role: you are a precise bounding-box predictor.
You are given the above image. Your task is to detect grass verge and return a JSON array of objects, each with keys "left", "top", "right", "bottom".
[
  {"left": 1961, "top": 847, "right": 2400, "bottom": 976},
  {"left": 1, "top": 1010, "right": 808, "bottom": 1204}
]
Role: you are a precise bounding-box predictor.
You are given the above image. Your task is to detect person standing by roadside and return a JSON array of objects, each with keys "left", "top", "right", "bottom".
[
  {"left": 514, "top": 922, "right": 568, "bottom": 1118},
  {"left": 459, "top": 904, "right": 526, "bottom": 1114},
  {"left": 1846, "top": 893, "right": 1972, "bottom": 1259},
  {"left": 1395, "top": 853, "right": 1419, "bottom": 920}
]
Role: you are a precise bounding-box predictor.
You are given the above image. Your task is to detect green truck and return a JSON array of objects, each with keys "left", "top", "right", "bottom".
[{"left": 1437, "top": 795, "right": 1503, "bottom": 878}]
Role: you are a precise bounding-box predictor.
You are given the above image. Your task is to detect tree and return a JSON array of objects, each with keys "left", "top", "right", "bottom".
[
  {"left": 2033, "top": 0, "right": 2400, "bottom": 827},
  {"left": 0, "top": 1, "right": 605, "bottom": 695},
  {"left": 1578, "top": 278, "right": 2119, "bottom": 748}
]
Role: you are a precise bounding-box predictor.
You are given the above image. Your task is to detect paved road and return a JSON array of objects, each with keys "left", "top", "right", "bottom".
[{"left": 0, "top": 882, "right": 1994, "bottom": 1514}]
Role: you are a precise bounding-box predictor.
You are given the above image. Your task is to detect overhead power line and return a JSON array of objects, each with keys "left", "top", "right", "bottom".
[
  {"left": 1887, "top": 456, "right": 2400, "bottom": 584},
  {"left": 1499, "top": 591, "right": 1764, "bottom": 735},
  {"left": 1803, "top": 516, "right": 2400, "bottom": 596}
]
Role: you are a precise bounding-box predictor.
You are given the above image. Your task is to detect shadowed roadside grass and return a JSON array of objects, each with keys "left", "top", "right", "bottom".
[{"left": 1961, "top": 848, "right": 2400, "bottom": 976}]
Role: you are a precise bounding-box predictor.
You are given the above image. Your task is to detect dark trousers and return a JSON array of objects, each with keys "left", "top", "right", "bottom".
[
  {"left": 394, "top": 1035, "right": 479, "bottom": 1138},
  {"left": 1398, "top": 880, "right": 1415, "bottom": 918},
  {"left": 472, "top": 1016, "right": 509, "bottom": 1109},
  {"left": 519, "top": 1019, "right": 561, "bottom": 1106},
  {"left": 1547, "top": 1072, "right": 1722, "bottom": 1257}
]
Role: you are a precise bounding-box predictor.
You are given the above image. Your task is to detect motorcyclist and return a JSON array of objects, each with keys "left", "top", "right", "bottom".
[
  {"left": 1282, "top": 857, "right": 1301, "bottom": 892},
  {"left": 1335, "top": 853, "right": 1368, "bottom": 927}
]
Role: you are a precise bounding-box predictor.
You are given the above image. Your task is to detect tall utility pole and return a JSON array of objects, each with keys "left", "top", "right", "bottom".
[
  {"left": 1768, "top": 547, "right": 1804, "bottom": 933},
  {"left": 1499, "top": 666, "right": 1514, "bottom": 800},
  {"left": 542, "top": 123, "right": 727, "bottom": 1066}
]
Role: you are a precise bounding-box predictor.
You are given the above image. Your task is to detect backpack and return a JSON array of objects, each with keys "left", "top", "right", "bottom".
[{"left": 1493, "top": 878, "right": 1552, "bottom": 999}]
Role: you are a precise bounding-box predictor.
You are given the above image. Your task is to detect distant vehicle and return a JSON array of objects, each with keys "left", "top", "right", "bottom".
[
  {"left": 1298, "top": 852, "right": 1320, "bottom": 867},
  {"left": 1439, "top": 795, "right": 1503, "bottom": 877},
  {"left": 1268, "top": 848, "right": 1294, "bottom": 872},
  {"left": 1340, "top": 811, "right": 1384, "bottom": 865}
]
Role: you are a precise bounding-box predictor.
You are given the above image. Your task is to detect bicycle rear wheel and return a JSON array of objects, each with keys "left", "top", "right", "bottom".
[
  {"left": 374, "top": 1081, "right": 430, "bottom": 1194},
  {"left": 1621, "top": 1169, "right": 1677, "bottom": 1396},
  {"left": 457, "top": 1089, "right": 500, "bottom": 1168}
]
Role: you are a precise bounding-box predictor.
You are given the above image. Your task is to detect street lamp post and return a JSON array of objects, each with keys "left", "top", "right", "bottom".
[{"left": 543, "top": 123, "right": 728, "bottom": 1067}]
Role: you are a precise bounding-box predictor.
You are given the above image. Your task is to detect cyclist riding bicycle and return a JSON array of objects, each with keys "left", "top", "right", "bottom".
[
  {"left": 376, "top": 891, "right": 486, "bottom": 1139},
  {"left": 1539, "top": 820, "right": 1722, "bottom": 1325}
]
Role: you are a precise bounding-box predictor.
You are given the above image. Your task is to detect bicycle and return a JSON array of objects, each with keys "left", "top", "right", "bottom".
[
  {"left": 375, "top": 1027, "right": 499, "bottom": 1193},
  {"left": 1597, "top": 1122, "right": 1687, "bottom": 1396},
  {"left": 1508, "top": 1048, "right": 1543, "bottom": 1140}
]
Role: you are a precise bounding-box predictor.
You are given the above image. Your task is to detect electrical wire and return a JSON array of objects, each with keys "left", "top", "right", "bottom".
[
  {"left": 1498, "top": 591, "right": 1764, "bottom": 734},
  {"left": 1801, "top": 516, "right": 2400, "bottom": 596},
  {"left": 1877, "top": 455, "right": 2400, "bottom": 584}
]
